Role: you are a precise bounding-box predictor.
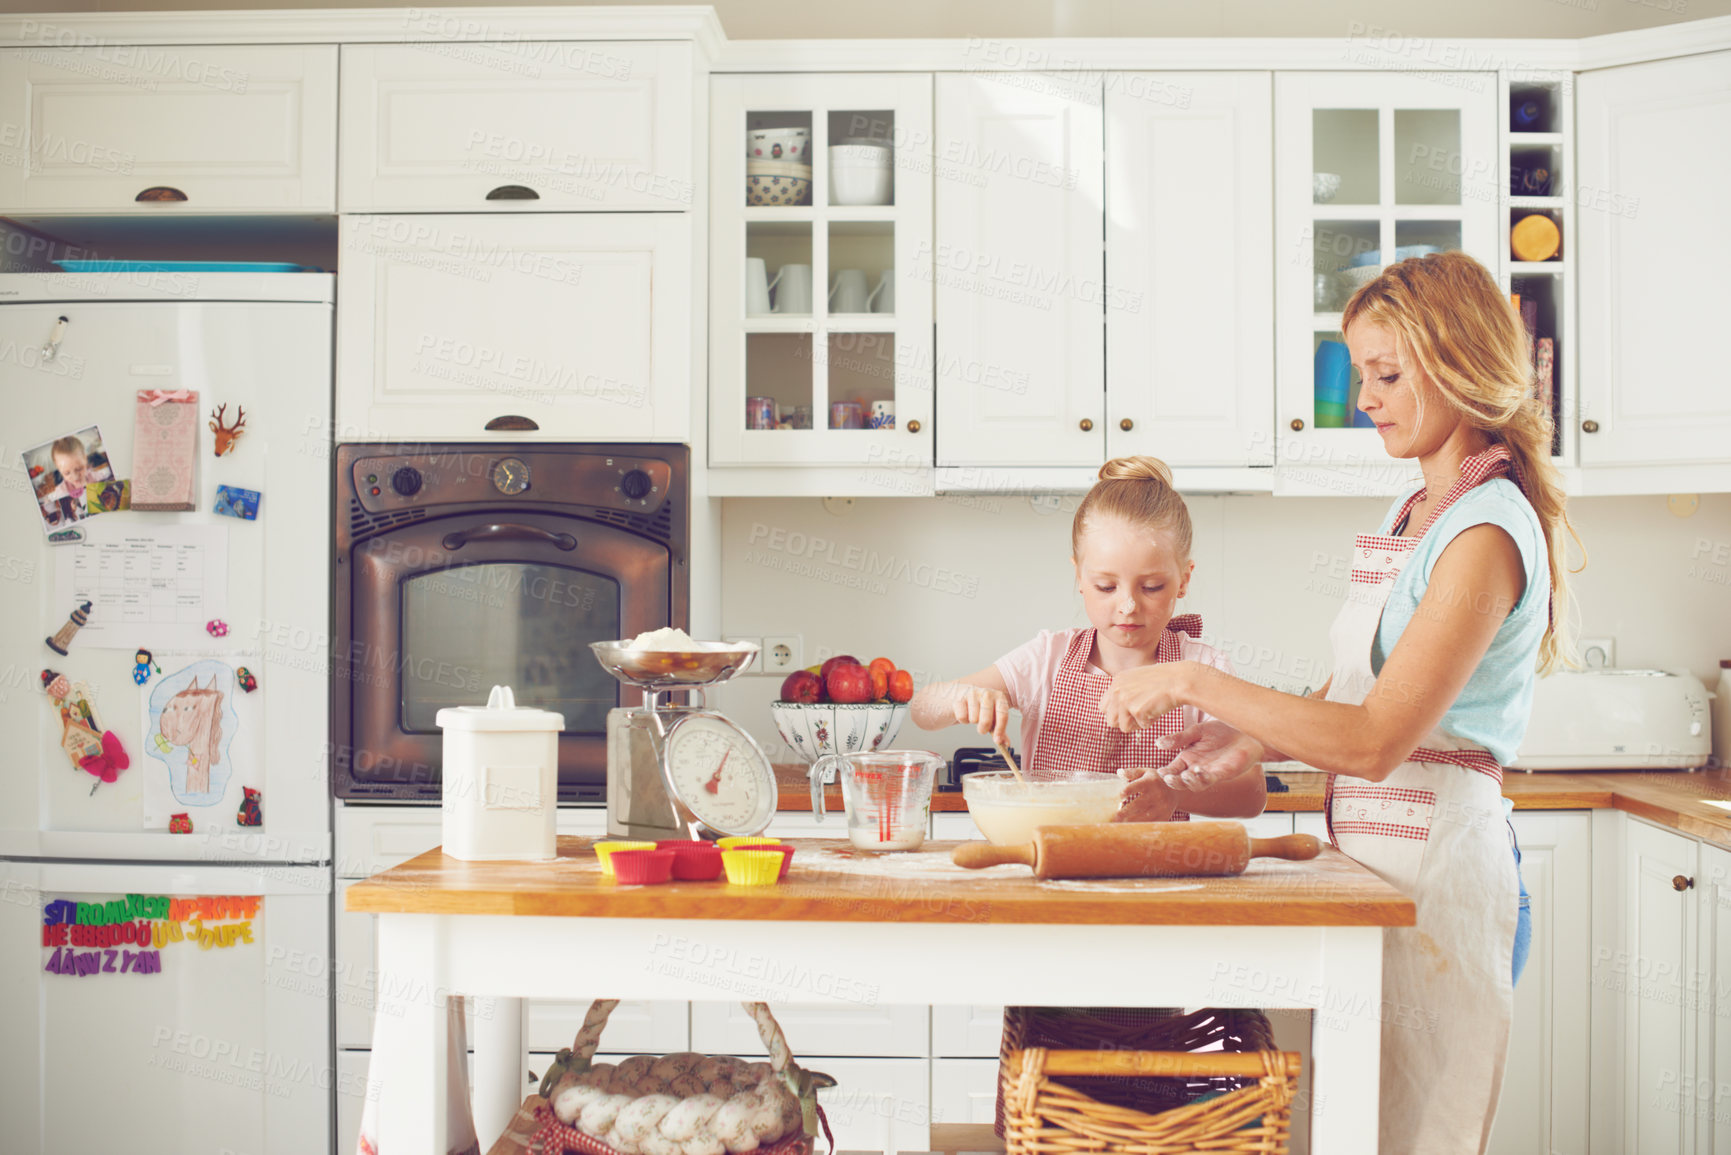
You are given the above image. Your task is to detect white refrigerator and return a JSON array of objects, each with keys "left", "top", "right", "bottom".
[{"left": 0, "top": 272, "right": 335, "bottom": 1155}]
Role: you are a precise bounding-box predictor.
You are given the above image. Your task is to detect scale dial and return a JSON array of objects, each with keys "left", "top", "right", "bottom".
[
  {"left": 491, "top": 457, "right": 530, "bottom": 495},
  {"left": 663, "top": 714, "right": 776, "bottom": 837}
]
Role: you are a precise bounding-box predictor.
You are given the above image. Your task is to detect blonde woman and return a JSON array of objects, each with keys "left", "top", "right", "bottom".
[{"left": 1099, "top": 250, "right": 1576, "bottom": 1153}]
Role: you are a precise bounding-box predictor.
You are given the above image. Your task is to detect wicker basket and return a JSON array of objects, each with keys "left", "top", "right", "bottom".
[{"left": 997, "top": 1007, "right": 1299, "bottom": 1155}]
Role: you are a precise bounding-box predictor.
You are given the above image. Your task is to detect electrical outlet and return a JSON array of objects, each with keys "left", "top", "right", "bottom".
[
  {"left": 764, "top": 635, "right": 802, "bottom": 675},
  {"left": 1580, "top": 636, "right": 1615, "bottom": 669}
]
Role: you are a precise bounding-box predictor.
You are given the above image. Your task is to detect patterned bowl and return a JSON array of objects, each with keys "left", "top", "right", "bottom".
[
  {"left": 746, "top": 173, "right": 811, "bottom": 206},
  {"left": 770, "top": 701, "right": 909, "bottom": 764}
]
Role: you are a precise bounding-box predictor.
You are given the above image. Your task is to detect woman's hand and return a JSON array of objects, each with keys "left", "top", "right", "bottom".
[
  {"left": 952, "top": 685, "right": 1013, "bottom": 744},
  {"left": 1151, "top": 721, "right": 1264, "bottom": 791},
  {"left": 1115, "top": 767, "right": 1179, "bottom": 823},
  {"left": 1099, "top": 662, "right": 1199, "bottom": 734}
]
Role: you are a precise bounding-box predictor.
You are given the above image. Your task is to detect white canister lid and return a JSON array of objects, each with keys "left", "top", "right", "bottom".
[{"left": 434, "top": 685, "right": 565, "bottom": 733}]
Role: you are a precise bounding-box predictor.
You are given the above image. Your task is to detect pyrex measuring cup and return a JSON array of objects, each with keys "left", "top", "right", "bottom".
[{"left": 810, "top": 750, "right": 941, "bottom": 851}]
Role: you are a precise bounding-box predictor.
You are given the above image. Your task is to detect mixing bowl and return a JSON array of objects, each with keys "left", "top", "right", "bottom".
[{"left": 960, "top": 770, "right": 1124, "bottom": 846}]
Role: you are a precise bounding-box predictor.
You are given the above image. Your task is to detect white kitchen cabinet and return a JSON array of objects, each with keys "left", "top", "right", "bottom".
[
  {"left": 691, "top": 1001, "right": 928, "bottom": 1059},
  {"left": 934, "top": 72, "right": 1104, "bottom": 468},
  {"left": 0, "top": 44, "right": 336, "bottom": 212},
  {"left": 1696, "top": 844, "right": 1731, "bottom": 1153},
  {"left": 335, "top": 212, "right": 691, "bottom": 441},
  {"left": 1105, "top": 72, "right": 1273, "bottom": 467},
  {"left": 1273, "top": 71, "right": 1498, "bottom": 496},
  {"left": 932, "top": 1004, "right": 1006, "bottom": 1057},
  {"left": 708, "top": 74, "right": 934, "bottom": 475},
  {"left": 1577, "top": 50, "right": 1731, "bottom": 475},
  {"left": 1488, "top": 811, "right": 1592, "bottom": 1155},
  {"left": 340, "top": 42, "right": 693, "bottom": 212},
  {"left": 809, "top": 1056, "right": 931, "bottom": 1154},
  {"left": 931, "top": 1057, "right": 1001, "bottom": 1127}
]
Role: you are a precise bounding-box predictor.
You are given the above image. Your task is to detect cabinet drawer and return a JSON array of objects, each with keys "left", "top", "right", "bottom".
[
  {"left": 931, "top": 1058, "right": 1001, "bottom": 1127},
  {"left": 931, "top": 1005, "right": 1003, "bottom": 1057},
  {"left": 340, "top": 41, "right": 692, "bottom": 212},
  {"left": 809, "top": 1057, "right": 931, "bottom": 1155},
  {"left": 336, "top": 212, "right": 691, "bottom": 441},
  {"left": 691, "top": 1002, "right": 928, "bottom": 1059},
  {"left": 0, "top": 44, "right": 336, "bottom": 211}
]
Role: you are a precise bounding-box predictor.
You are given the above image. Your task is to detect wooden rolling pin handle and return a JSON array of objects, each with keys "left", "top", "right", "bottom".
[
  {"left": 952, "top": 842, "right": 1037, "bottom": 870},
  {"left": 1250, "top": 833, "right": 1322, "bottom": 861}
]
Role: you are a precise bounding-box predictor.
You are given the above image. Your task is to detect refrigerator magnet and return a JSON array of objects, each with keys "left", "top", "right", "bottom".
[
  {"left": 209, "top": 403, "right": 246, "bottom": 456},
  {"left": 45, "top": 600, "right": 91, "bottom": 655},
  {"left": 131, "top": 390, "right": 199, "bottom": 512},
  {"left": 213, "top": 485, "right": 260, "bottom": 521},
  {"left": 22, "top": 424, "right": 114, "bottom": 539}
]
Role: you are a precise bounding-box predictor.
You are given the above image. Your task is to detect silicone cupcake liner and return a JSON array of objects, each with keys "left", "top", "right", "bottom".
[
  {"left": 593, "top": 840, "right": 655, "bottom": 877},
  {"left": 610, "top": 848, "right": 675, "bottom": 885},
  {"left": 667, "top": 844, "right": 725, "bottom": 882},
  {"left": 757, "top": 843, "right": 796, "bottom": 880},
  {"left": 717, "top": 836, "right": 781, "bottom": 851},
  {"left": 721, "top": 849, "right": 784, "bottom": 886}
]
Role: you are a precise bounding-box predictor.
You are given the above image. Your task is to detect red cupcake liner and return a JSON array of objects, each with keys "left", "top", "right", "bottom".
[
  {"left": 667, "top": 843, "right": 724, "bottom": 881},
  {"left": 759, "top": 842, "right": 796, "bottom": 880},
  {"left": 608, "top": 848, "right": 674, "bottom": 885}
]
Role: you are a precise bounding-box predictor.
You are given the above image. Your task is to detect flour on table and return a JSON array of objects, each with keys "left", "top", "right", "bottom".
[{"left": 799, "top": 848, "right": 1025, "bottom": 880}]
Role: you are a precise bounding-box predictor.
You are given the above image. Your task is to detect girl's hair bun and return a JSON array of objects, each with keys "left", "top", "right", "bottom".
[{"left": 1097, "top": 455, "right": 1174, "bottom": 486}]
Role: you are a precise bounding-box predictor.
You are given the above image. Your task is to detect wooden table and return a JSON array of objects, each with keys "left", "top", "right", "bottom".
[{"left": 348, "top": 836, "right": 1415, "bottom": 1154}]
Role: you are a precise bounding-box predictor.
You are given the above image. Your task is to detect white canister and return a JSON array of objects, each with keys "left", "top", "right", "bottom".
[{"left": 436, "top": 685, "right": 564, "bottom": 861}]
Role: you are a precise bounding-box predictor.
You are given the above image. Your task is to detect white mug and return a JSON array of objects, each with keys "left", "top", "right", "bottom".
[
  {"left": 829, "top": 268, "right": 872, "bottom": 314},
  {"left": 870, "top": 271, "right": 894, "bottom": 314},
  {"left": 745, "top": 258, "right": 773, "bottom": 315},
  {"left": 771, "top": 264, "right": 813, "bottom": 314}
]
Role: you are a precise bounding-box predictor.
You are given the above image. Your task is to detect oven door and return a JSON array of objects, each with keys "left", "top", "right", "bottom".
[{"left": 342, "top": 510, "right": 668, "bottom": 800}]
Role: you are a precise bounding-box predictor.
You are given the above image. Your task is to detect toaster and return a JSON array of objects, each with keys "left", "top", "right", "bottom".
[{"left": 1508, "top": 669, "right": 1712, "bottom": 771}]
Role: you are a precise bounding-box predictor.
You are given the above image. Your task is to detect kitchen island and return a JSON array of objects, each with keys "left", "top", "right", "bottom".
[{"left": 348, "top": 836, "right": 1413, "bottom": 1154}]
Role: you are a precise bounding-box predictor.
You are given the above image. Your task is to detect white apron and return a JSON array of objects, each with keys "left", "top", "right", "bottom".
[{"left": 1323, "top": 448, "right": 1520, "bottom": 1154}]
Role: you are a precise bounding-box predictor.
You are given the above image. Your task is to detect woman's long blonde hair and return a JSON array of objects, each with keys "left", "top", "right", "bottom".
[
  {"left": 1072, "top": 456, "right": 1192, "bottom": 559},
  {"left": 1342, "top": 250, "right": 1580, "bottom": 672}
]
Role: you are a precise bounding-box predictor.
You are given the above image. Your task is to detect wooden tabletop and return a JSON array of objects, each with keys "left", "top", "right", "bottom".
[{"left": 346, "top": 836, "right": 1415, "bottom": 928}]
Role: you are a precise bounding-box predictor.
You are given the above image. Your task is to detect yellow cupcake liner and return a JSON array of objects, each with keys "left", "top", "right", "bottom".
[
  {"left": 716, "top": 836, "right": 781, "bottom": 851},
  {"left": 594, "top": 840, "right": 655, "bottom": 876},
  {"left": 721, "top": 849, "right": 784, "bottom": 886}
]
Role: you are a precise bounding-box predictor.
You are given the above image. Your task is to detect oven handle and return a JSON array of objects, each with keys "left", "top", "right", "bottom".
[{"left": 440, "top": 524, "right": 578, "bottom": 552}]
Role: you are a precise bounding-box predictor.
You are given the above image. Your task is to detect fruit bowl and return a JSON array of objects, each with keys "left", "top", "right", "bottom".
[
  {"left": 770, "top": 701, "right": 909, "bottom": 764},
  {"left": 960, "top": 770, "right": 1124, "bottom": 846}
]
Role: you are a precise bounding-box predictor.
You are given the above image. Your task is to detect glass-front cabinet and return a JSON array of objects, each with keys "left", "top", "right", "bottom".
[
  {"left": 709, "top": 75, "right": 933, "bottom": 472},
  {"left": 1274, "top": 72, "right": 1497, "bottom": 491}
]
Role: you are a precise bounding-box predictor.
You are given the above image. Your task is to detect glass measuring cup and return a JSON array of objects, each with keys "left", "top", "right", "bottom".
[{"left": 809, "top": 750, "right": 941, "bottom": 851}]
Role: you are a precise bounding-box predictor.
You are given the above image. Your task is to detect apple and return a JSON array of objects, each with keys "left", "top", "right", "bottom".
[
  {"left": 780, "top": 669, "right": 822, "bottom": 704},
  {"left": 887, "top": 669, "right": 914, "bottom": 703},
  {"left": 826, "top": 663, "right": 875, "bottom": 704},
  {"left": 819, "top": 654, "right": 861, "bottom": 682}
]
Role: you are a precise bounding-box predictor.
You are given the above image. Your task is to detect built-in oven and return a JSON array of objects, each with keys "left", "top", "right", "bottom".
[{"left": 332, "top": 443, "right": 688, "bottom": 802}]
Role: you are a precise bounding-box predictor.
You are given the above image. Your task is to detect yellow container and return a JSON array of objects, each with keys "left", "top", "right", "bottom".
[
  {"left": 1511, "top": 214, "right": 1561, "bottom": 262},
  {"left": 716, "top": 836, "right": 781, "bottom": 851},
  {"left": 593, "top": 840, "right": 655, "bottom": 876},
  {"left": 722, "top": 849, "right": 784, "bottom": 886}
]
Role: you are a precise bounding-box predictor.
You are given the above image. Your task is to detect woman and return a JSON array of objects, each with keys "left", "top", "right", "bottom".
[{"left": 1100, "top": 251, "right": 1577, "bottom": 1154}]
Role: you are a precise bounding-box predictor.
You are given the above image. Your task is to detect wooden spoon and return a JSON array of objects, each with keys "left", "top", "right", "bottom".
[{"left": 993, "top": 738, "right": 1026, "bottom": 784}]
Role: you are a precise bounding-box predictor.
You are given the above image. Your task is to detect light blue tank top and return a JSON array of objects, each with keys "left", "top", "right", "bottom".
[{"left": 1369, "top": 478, "right": 1549, "bottom": 765}]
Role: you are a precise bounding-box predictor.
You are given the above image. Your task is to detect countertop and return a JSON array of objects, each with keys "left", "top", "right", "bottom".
[
  {"left": 776, "top": 763, "right": 1731, "bottom": 850},
  {"left": 346, "top": 836, "right": 1414, "bottom": 927}
]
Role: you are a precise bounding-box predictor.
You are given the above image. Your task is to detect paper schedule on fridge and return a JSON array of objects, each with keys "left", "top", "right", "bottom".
[{"left": 54, "top": 522, "right": 228, "bottom": 650}]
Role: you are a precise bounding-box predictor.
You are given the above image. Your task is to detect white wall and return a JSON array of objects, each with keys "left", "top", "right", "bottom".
[{"left": 711, "top": 491, "right": 1731, "bottom": 764}]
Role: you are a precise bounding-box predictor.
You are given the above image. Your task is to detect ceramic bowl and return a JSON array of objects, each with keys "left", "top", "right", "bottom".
[
  {"left": 770, "top": 701, "right": 908, "bottom": 763},
  {"left": 829, "top": 143, "right": 892, "bottom": 168},
  {"left": 1337, "top": 263, "right": 1386, "bottom": 291},
  {"left": 830, "top": 164, "right": 893, "bottom": 206},
  {"left": 747, "top": 173, "right": 811, "bottom": 206},
  {"left": 747, "top": 159, "right": 813, "bottom": 177},
  {"left": 960, "top": 770, "right": 1124, "bottom": 847},
  {"left": 747, "top": 127, "right": 810, "bottom": 163},
  {"left": 1313, "top": 172, "right": 1343, "bottom": 203}
]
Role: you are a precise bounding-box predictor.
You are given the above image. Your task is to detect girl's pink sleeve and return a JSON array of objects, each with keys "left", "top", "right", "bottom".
[
  {"left": 1185, "top": 639, "right": 1237, "bottom": 725},
  {"left": 993, "top": 631, "right": 1055, "bottom": 713}
]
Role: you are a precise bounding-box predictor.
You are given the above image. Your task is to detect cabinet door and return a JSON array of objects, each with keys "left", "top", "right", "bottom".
[
  {"left": 809, "top": 1057, "right": 930, "bottom": 1154},
  {"left": 1578, "top": 51, "right": 1731, "bottom": 467},
  {"left": 935, "top": 73, "right": 1104, "bottom": 468},
  {"left": 690, "top": 1001, "right": 928, "bottom": 1059},
  {"left": 1622, "top": 819, "right": 1701, "bottom": 1154},
  {"left": 930, "top": 1058, "right": 1000, "bottom": 1126},
  {"left": 1106, "top": 73, "right": 1272, "bottom": 466},
  {"left": 336, "top": 213, "right": 691, "bottom": 441},
  {"left": 0, "top": 45, "right": 335, "bottom": 211},
  {"left": 1698, "top": 844, "right": 1731, "bottom": 1154},
  {"left": 340, "top": 42, "right": 692, "bottom": 212},
  {"left": 1488, "top": 812, "right": 1592, "bottom": 1155}
]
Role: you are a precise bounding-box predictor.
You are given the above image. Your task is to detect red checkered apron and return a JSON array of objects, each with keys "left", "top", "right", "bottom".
[
  {"left": 1321, "top": 444, "right": 1522, "bottom": 1154},
  {"left": 1028, "top": 615, "right": 1205, "bottom": 821}
]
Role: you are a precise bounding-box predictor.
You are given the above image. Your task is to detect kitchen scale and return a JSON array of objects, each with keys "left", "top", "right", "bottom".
[{"left": 591, "top": 640, "right": 778, "bottom": 840}]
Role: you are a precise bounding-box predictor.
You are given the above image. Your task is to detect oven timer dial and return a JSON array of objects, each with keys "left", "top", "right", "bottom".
[
  {"left": 620, "top": 468, "right": 653, "bottom": 500},
  {"left": 491, "top": 457, "right": 531, "bottom": 495},
  {"left": 390, "top": 466, "right": 423, "bottom": 497}
]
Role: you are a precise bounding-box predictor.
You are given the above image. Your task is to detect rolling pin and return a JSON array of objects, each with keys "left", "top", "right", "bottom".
[{"left": 951, "top": 822, "right": 1322, "bottom": 880}]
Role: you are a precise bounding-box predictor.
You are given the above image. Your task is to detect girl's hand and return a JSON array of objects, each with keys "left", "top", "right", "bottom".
[
  {"left": 1115, "top": 767, "right": 1179, "bottom": 823},
  {"left": 1098, "top": 662, "right": 1196, "bottom": 733},
  {"left": 1151, "top": 721, "right": 1264, "bottom": 790},
  {"left": 953, "top": 685, "right": 1013, "bottom": 744}
]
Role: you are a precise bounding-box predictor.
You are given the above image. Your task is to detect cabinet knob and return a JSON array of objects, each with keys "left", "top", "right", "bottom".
[
  {"left": 1078, "top": 418, "right": 1094, "bottom": 432},
  {"left": 1290, "top": 418, "right": 1305, "bottom": 432},
  {"left": 135, "top": 186, "right": 187, "bottom": 202},
  {"left": 1674, "top": 875, "right": 1694, "bottom": 892},
  {"left": 1119, "top": 418, "right": 1134, "bottom": 432},
  {"left": 486, "top": 185, "right": 541, "bottom": 201},
  {"left": 906, "top": 419, "right": 921, "bottom": 434},
  {"left": 1582, "top": 419, "right": 1600, "bottom": 433}
]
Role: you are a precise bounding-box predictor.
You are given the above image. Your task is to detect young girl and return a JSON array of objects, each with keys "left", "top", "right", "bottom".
[
  {"left": 910, "top": 456, "right": 1265, "bottom": 820},
  {"left": 1101, "top": 251, "right": 1573, "bottom": 1153}
]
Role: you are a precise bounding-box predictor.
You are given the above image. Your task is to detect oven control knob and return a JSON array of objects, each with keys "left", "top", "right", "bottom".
[
  {"left": 391, "top": 466, "right": 424, "bottom": 497},
  {"left": 620, "top": 468, "right": 653, "bottom": 500}
]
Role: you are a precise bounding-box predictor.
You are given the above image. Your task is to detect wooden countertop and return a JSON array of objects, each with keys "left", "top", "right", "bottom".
[
  {"left": 346, "top": 836, "right": 1415, "bottom": 928},
  {"left": 777, "top": 764, "right": 1731, "bottom": 850}
]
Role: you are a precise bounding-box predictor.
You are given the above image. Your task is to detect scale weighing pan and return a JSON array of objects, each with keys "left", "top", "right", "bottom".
[{"left": 589, "top": 640, "right": 759, "bottom": 689}]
